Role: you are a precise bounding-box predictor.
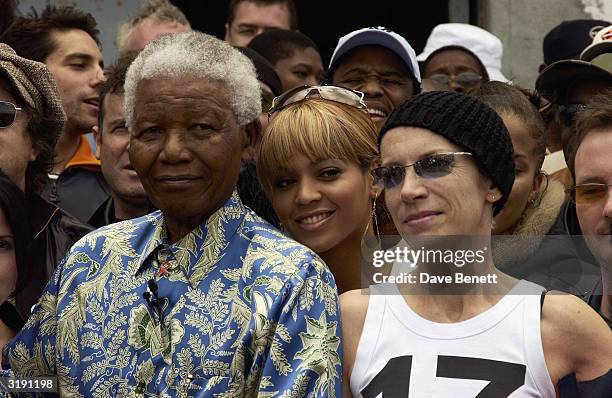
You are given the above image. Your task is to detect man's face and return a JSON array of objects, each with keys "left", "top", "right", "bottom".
[
  {"left": 126, "top": 18, "right": 189, "bottom": 51},
  {"left": 0, "top": 80, "right": 38, "bottom": 191},
  {"left": 332, "top": 46, "right": 414, "bottom": 130},
  {"left": 129, "top": 75, "right": 252, "bottom": 230},
  {"left": 574, "top": 130, "right": 612, "bottom": 265},
  {"left": 224, "top": 1, "right": 291, "bottom": 47},
  {"left": 94, "top": 92, "right": 146, "bottom": 207},
  {"left": 45, "top": 29, "right": 105, "bottom": 135}
]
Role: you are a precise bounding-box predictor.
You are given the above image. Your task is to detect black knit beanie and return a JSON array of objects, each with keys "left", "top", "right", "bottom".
[{"left": 378, "top": 91, "right": 515, "bottom": 215}]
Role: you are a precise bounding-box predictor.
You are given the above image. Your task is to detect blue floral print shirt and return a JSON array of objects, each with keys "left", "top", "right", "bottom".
[{"left": 3, "top": 191, "right": 342, "bottom": 397}]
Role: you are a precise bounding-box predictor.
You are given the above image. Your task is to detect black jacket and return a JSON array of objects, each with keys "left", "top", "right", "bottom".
[
  {"left": 494, "top": 181, "right": 600, "bottom": 296},
  {"left": 15, "top": 193, "right": 92, "bottom": 318},
  {"left": 88, "top": 196, "right": 115, "bottom": 229},
  {"left": 41, "top": 167, "right": 110, "bottom": 224}
]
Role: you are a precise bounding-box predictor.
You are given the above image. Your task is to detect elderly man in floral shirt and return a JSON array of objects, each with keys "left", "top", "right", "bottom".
[{"left": 3, "top": 32, "right": 341, "bottom": 397}]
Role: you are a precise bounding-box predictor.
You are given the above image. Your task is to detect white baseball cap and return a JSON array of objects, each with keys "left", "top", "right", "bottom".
[
  {"left": 417, "top": 23, "right": 508, "bottom": 82},
  {"left": 329, "top": 26, "right": 421, "bottom": 82},
  {"left": 581, "top": 24, "right": 612, "bottom": 61}
]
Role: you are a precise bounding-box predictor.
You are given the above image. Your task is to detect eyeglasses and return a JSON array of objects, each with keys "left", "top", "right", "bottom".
[
  {"left": 566, "top": 183, "right": 611, "bottom": 204},
  {"left": 558, "top": 103, "right": 586, "bottom": 127},
  {"left": 371, "top": 152, "right": 473, "bottom": 189},
  {"left": 427, "top": 73, "right": 483, "bottom": 90},
  {"left": 268, "top": 85, "right": 367, "bottom": 117},
  {"left": 0, "top": 101, "right": 23, "bottom": 128}
]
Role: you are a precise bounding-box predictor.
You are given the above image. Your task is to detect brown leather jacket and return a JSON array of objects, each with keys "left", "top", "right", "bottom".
[{"left": 15, "top": 193, "right": 92, "bottom": 318}]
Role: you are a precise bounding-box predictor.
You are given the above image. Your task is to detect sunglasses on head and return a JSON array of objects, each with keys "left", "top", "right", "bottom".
[
  {"left": 268, "top": 85, "right": 367, "bottom": 117},
  {"left": 566, "top": 183, "right": 611, "bottom": 205},
  {"left": 428, "top": 72, "right": 483, "bottom": 89},
  {"left": 558, "top": 103, "right": 586, "bottom": 127},
  {"left": 371, "top": 152, "right": 473, "bottom": 189},
  {"left": 0, "top": 101, "right": 23, "bottom": 128}
]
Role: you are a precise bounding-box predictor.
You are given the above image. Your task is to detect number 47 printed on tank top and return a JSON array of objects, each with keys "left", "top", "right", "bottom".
[{"left": 362, "top": 355, "right": 526, "bottom": 397}]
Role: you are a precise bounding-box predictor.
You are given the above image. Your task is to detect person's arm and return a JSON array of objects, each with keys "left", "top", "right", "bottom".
[
  {"left": 542, "top": 293, "right": 612, "bottom": 396},
  {"left": 256, "top": 259, "right": 342, "bottom": 397},
  {"left": 339, "top": 289, "right": 369, "bottom": 398}
]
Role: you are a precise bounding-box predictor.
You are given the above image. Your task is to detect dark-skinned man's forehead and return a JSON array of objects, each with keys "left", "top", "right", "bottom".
[{"left": 333, "top": 46, "right": 411, "bottom": 78}]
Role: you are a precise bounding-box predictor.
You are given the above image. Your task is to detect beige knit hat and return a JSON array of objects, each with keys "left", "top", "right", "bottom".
[{"left": 0, "top": 43, "right": 65, "bottom": 142}]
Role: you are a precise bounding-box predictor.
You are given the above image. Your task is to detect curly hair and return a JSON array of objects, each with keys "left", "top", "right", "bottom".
[{"left": 124, "top": 32, "right": 260, "bottom": 129}]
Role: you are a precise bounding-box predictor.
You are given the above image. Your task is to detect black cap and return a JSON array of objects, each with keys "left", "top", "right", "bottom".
[
  {"left": 379, "top": 91, "right": 515, "bottom": 215},
  {"left": 543, "top": 19, "right": 610, "bottom": 65}
]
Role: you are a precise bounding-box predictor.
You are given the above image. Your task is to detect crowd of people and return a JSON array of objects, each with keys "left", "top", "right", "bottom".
[{"left": 0, "top": 0, "right": 610, "bottom": 396}]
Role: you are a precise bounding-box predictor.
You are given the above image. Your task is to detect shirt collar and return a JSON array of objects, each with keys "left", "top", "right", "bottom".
[
  {"left": 134, "top": 190, "right": 246, "bottom": 275},
  {"left": 65, "top": 135, "right": 101, "bottom": 170}
]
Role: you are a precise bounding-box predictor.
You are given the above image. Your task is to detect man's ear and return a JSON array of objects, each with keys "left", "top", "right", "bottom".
[
  {"left": 241, "top": 119, "right": 261, "bottom": 164},
  {"left": 92, "top": 125, "right": 101, "bottom": 159}
]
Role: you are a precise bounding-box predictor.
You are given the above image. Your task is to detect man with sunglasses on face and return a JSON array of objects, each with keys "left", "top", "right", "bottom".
[
  {"left": 568, "top": 89, "right": 612, "bottom": 329},
  {"left": 536, "top": 25, "right": 612, "bottom": 191},
  {"left": 0, "top": 44, "right": 92, "bottom": 319}
]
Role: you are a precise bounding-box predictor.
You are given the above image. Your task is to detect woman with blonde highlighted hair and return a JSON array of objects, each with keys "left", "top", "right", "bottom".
[{"left": 257, "top": 86, "right": 380, "bottom": 293}]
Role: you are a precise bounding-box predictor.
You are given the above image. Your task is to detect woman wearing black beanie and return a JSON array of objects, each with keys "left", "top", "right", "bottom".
[{"left": 340, "top": 91, "right": 612, "bottom": 397}]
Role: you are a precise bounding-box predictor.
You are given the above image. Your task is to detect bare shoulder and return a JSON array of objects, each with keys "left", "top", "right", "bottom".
[
  {"left": 542, "top": 293, "right": 608, "bottom": 335},
  {"left": 340, "top": 289, "right": 370, "bottom": 319},
  {"left": 542, "top": 292, "right": 612, "bottom": 381},
  {"left": 339, "top": 288, "right": 371, "bottom": 389},
  {"left": 339, "top": 289, "right": 371, "bottom": 346}
]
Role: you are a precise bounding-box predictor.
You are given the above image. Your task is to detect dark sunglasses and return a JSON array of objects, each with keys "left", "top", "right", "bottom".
[
  {"left": 371, "top": 152, "right": 473, "bottom": 189},
  {"left": 566, "top": 183, "right": 611, "bottom": 204},
  {"left": 428, "top": 72, "right": 483, "bottom": 89},
  {"left": 558, "top": 103, "right": 586, "bottom": 127},
  {"left": 0, "top": 101, "right": 23, "bottom": 128},
  {"left": 268, "top": 85, "right": 367, "bottom": 117}
]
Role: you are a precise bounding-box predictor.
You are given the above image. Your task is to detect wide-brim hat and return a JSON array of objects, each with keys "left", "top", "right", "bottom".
[{"left": 535, "top": 52, "right": 612, "bottom": 102}]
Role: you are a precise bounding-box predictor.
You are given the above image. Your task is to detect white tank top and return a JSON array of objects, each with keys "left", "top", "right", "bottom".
[{"left": 350, "top": 280, "right": 556, "bottom": 397}]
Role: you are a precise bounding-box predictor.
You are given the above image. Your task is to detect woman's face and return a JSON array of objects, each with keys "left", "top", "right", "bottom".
[
  {"left": 0, "top": 208, "right": 17, "bottom": 302},
  {"left": 493, "top": 113, "right": 542, "bottom": 234},
  {"left": 268, "top": 154, "right": 374, "bottom": 254},
  {"left": 380, "top": 126, "right": 499, "bottom": 237}
]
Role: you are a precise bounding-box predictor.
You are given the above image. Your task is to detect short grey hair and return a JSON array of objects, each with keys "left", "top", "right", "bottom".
[
  {"left": 124, "top": 31, "right": 261, "bottom": 129},
  {"left": 116, "top": 0, "right": 191, "bottom": 52}
]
